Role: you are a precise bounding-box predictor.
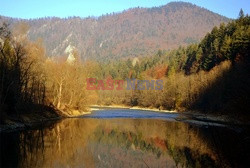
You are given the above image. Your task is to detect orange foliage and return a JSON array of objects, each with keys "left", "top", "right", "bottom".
[{"left": 146, "top": 64, "right": 168, "bottom": 79}]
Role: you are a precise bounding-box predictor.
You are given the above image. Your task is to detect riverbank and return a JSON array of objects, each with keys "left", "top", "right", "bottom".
[
  {"left": 0, "top": 106, "right": 61, "bottom": 132},
  {"left": 0, "top": 105, "right": 94, "bottom": 132},
  {"left": 2, "top": 104, "right": 249, "bottom": 133},
  {"left": 60, "top": 108, "right": 91, "bottom": 117}
]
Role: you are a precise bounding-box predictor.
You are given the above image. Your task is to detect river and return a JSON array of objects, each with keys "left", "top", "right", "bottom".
[{"left": 1, "top": 108, "right": 250, "bottom": 168}]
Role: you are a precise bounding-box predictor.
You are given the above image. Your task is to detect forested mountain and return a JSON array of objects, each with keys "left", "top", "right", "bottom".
[
  {"left": 90, "top": 14, "right": 250, "bottom": 118},
  {"left": 0, "top": 2, "right": 229, "bottom": 60}
]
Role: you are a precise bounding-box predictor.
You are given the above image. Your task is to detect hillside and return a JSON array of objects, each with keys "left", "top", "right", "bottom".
[{"left": 0, "top": 2, "right": 230, "bottom": 60}]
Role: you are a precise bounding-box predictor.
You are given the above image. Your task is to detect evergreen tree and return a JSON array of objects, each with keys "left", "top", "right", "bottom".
[
  {"left": 239, "top": 8, "right": 244, "bottom": 19},
  {"left": 220, "top": 35, "right": 232, "bottom": 60}
]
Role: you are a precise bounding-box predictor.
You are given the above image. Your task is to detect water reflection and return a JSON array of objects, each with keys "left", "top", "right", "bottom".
[{"left": 1, "top": 117, "right": 250, "bottom": 168}]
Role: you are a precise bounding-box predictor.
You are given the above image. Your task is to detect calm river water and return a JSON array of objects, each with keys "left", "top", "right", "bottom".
[{"left": 1, "top": 108, "right": 250, "bottom": 168}]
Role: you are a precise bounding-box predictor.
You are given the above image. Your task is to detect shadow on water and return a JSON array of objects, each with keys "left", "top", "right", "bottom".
[
  {"left": 1, "top": 111, "right": 250, "bottom": 168},
  {"left": 0, "top": 122, "right": 58, "bottom": 168}
]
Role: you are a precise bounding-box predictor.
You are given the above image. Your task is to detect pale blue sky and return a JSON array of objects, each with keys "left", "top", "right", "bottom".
[{"left": 0, "top": 0, "right": 249, "bottom": 19}]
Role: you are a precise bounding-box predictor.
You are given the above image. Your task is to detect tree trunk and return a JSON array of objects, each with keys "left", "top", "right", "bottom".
[{"left": 57, "top": 82, "right": 63, "bottom": 109}]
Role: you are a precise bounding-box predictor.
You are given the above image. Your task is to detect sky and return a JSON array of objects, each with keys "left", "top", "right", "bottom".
[{"left": 0, "top": 0, "right": 249, "bottom": 19}]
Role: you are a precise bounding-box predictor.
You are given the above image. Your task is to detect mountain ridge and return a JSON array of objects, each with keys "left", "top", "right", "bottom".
[{"left": 0, "top": 2, "right": 230, "bottom": 60}]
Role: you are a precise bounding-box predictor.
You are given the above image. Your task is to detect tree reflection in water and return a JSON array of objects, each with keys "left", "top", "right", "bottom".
[{"left": 1, "top": 118, "right": 250, "bottom": 167}]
